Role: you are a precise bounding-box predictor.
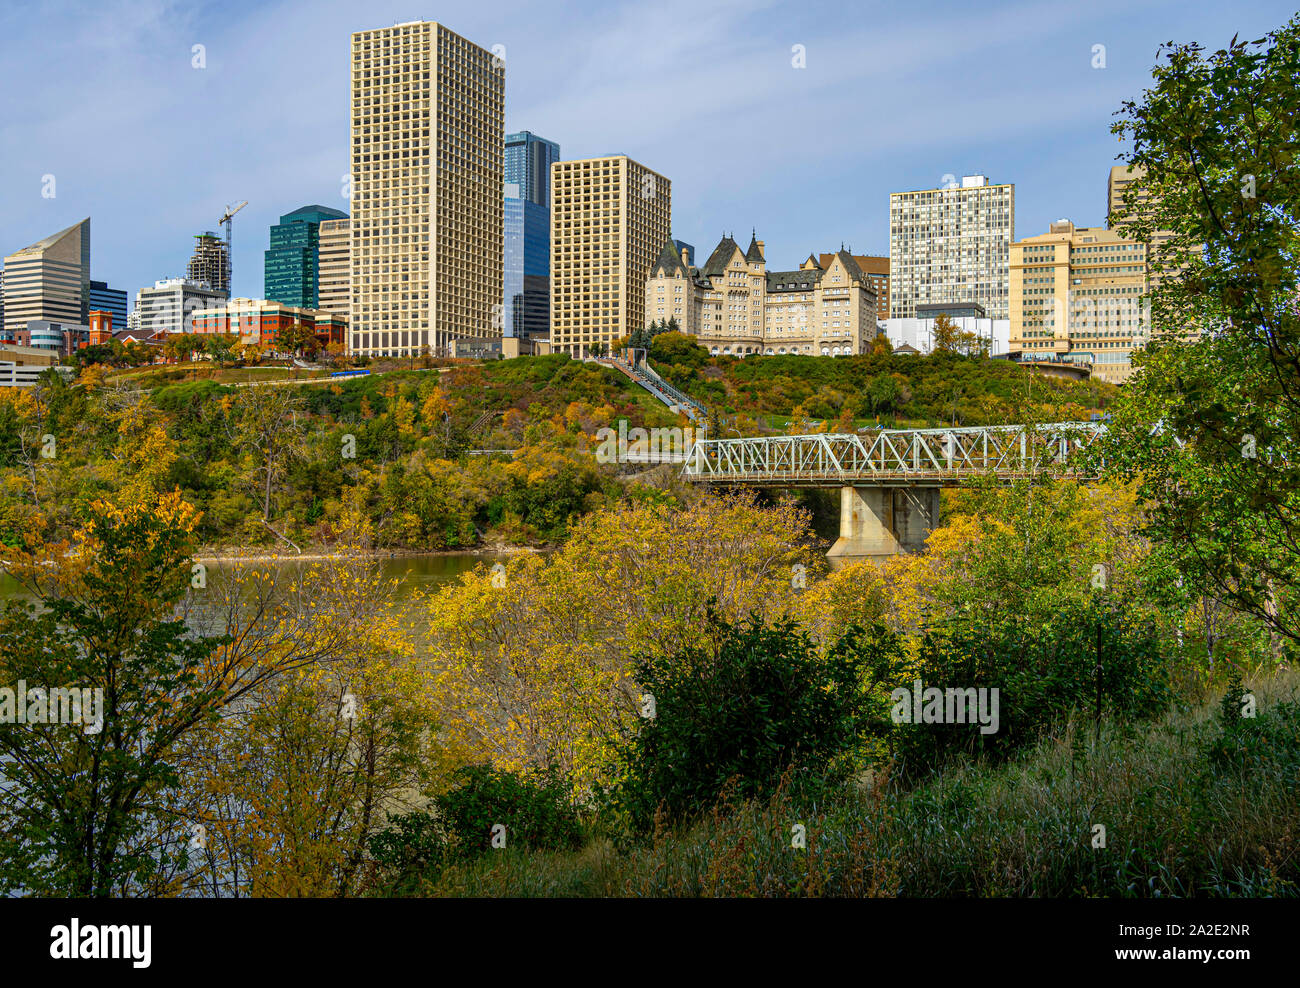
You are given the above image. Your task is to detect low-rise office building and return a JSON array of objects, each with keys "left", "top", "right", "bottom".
[
  {"left": 449, "top": 337, "right": 504, "bottom": 360},
  {"left": 502, "top": 336, "right": 551, "bottom": 358},
  {"left": 133, "top": 278, "right": 228, "bottom": 338},
  {"left": 191, "top": 297, "right": 346, "bottom": 350},
  {"left": 879, "top": 302, "right": 1010, "bottom": 355},
  {"left": 0, "top": 343, "right": 74, "bottom": 387},
  {"left": 8, "top": 320, "right": 91, "bottom": 356}
]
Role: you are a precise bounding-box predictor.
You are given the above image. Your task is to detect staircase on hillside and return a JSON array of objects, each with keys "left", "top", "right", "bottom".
[{"left": 600, "top": 353, "right": 708, "bottom": 423}]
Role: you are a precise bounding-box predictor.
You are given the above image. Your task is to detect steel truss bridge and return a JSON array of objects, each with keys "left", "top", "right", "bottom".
[{"left": 682, "top": 422, "right": 1106, "bottom": 487}]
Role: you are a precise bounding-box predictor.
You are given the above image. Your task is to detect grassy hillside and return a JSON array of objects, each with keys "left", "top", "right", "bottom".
[
  {"left": 2, "top": 355, "right": 687, "bottom": 554},
  {"left": 7, "top": 348, "right": 1121, "bottom": 554},
  {"left": 646, "top": 333, "right": 1116, "bottom": 430}
]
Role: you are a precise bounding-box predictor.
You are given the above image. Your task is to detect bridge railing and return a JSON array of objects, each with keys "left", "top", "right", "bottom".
[{"left": 683, "top": 422, "right": 1105, "bottom": 484}]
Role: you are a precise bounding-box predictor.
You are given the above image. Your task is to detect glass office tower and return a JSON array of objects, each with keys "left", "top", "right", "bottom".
[
  {"left": 88, "top": 280, "right": 128, "bottom": 329},
  {"left": 505, "top": 131, "right": 560, "bottom": 207},
  {"left": 503, "top": 131, "right": 559, "bottom": 340},
  {"left": 503, "top": 196, "right": 550, "bottom": 339},
  {"left": 264, "top": 205, "right": 348, "bottom": 308}
]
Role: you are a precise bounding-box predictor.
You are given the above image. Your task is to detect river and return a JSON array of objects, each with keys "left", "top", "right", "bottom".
[{"left": 0, "top": 552, "right": 494, "bottom": 616}]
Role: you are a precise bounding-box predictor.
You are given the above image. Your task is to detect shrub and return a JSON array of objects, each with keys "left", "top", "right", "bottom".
[
  {"left": 1206, "top": 670, "right": 1300, "bottom": 769},
  {"left": 893, "top": 597, "right": 1173, "bottom": 779},
  {"left": 435, "top": 765, "right": 584, "bottom": 859},
  {"left": 614, "top": 612, "right": 894, "bottom": 831},
  {"left": 366, "top": 765, "right": 584, "bottom": 894}
]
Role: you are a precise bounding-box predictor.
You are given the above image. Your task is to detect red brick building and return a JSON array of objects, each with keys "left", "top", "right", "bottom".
[{"left": 190, "top": 298, "right": 347, "bottom": 351}]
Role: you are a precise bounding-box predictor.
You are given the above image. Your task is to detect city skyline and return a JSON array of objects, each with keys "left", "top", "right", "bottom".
[{"left": 1, "top": 0, "right": 1290, "bottom": 311}]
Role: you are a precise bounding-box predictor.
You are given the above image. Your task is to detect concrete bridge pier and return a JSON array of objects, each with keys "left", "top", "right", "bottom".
[{"left": 827, "top": 486, "right": 940, "bottom": 562}]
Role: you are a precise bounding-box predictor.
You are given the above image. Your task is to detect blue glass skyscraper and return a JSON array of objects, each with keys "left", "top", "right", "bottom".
[
  {"left": 88, "top": 280, "right": 128, "bottom": 330},
  {"left": 503, "top": 197, "right": 550, "bottom": 339},
  {"left": 505, "top": 131, "right": 560, "bottom": 207},
  {"left": 503, "top": 131, "right": 558, "bottom": 339}
]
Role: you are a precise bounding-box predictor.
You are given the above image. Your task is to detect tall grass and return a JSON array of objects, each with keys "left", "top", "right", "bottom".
[{"left": 422, "top": 671, "right": 1300, "bottom": 897}]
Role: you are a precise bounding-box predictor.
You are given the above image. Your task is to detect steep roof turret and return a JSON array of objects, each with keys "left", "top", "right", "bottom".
[
  {"left": 701, "top": 234, "right": 743, "bottom": 278},
  {"left": 649, "top": 238, "right": 689, "bottom": 278}
]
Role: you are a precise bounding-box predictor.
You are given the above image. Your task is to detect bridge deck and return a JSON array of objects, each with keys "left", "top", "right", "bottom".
[
  {"left": 682, "top": 423, "right": 1104, "bottom": 487},
  {"left": 688, "top": 469, "right": 1083, "bottom": 487}
]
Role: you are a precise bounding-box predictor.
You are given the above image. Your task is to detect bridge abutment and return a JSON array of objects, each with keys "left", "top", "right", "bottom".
[{"left": 827, "top": 486, "right": 939, "bottom": 562}]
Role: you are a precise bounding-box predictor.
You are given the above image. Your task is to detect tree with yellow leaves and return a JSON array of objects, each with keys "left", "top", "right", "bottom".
[
  {"left": 173, "top": 556, "right": 448, "bottom": 897},
  {"left": 422, "top": 490, "right": 814, "bottom": 791}
]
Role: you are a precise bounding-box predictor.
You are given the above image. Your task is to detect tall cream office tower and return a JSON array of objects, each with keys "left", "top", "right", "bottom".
[
  {"left": 889, "top": 175, "right": 1014, "bottom": 319},
  {"left": 349, "top": 21, "right": 504, "bottom": 356},
  {"left": 3, "top": 218, "right": 90, "bottom": 339},
  {"left": 550, "top": 155, "right": 671, "bottom": 357}
]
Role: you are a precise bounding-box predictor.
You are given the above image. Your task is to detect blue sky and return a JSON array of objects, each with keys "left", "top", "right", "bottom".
[{"left": 1, "top": 0, "right": 1294, "bottom": 308}]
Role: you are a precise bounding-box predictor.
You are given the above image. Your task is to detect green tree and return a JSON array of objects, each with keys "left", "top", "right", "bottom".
[
  {"left": 0, "top": 492, "right": 358, "bottom": 895},
  {"left": 1101, "top": 18, "right": 1300, "bottom": 647},
  {"left": 203, "top": 333, "right": 236, "bottom": 370},
  {"left": 284, "top": 322, "right": 323, "bottom": 359},
  {"left": 867, "top": 373, "right": 900, "bottom": 416}
]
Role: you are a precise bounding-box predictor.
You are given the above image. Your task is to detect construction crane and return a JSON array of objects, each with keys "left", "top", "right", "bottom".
[{"left": 218, "top": 200, "right": 248, "bottom": 296}]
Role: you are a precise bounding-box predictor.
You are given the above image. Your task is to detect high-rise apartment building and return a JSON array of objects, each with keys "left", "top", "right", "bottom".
[
  {"left": 1009, "top": 219, "right": 1150, "bottom": 383},
  {"left": 89, "top": 279, "right": 128, "bottom": 330},
  {"left": 187, "top": 233, "right": 230, "bottom": 296},
  {"left": 889, "top": 176, "right": 1014, "bottom": 319},
  {"left": 265, "top": 205, "right": 349, "bottom": 308},
  {"left": 349, "top": 20, "right": 504, "bottom": 357},
  {"left": 550, "top": 154, "right": 671, "bottom": 357},
  {"left": 646, "top": 235, "right": 877, "bottom": 357},
  {"left": 819, "top": 253, "right": 888, "bottom": 320},
  {"left": 2, "top": 218, "right": 90, "bottom": 339},
  {"left": 505, "top": 131, "right": 560, "bottom": 207},
  {"left": 317, "top": 218, "right": 351, "bottom": 322}
]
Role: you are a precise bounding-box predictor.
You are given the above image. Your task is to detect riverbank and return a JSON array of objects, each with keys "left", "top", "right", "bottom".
[{"left": 193, "top": 544, "right": 544, "bottom": 564}]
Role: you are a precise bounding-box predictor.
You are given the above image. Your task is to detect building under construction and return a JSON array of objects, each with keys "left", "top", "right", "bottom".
[{"left": 187, "top": 232, "right": 229, "bottom": 296}]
